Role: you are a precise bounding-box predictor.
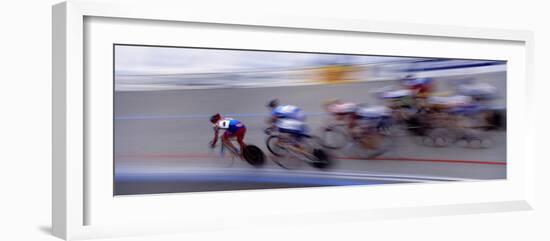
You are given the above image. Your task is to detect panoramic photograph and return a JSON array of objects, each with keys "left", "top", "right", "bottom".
[{"left": 113, "top": 44, "right": 507, "bottom": 195}]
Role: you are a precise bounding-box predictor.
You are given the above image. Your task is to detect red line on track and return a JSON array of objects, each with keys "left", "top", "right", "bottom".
[
  {"left": 116, "top": 153, "right": 506, "bottom": 166},
  {"left": 342, "top": 156, "right": 506, "bottom": 165}
]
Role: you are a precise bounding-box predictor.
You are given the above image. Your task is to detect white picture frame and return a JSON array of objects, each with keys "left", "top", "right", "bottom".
[{"left": 52, "top": 0, "right": 535, "bottom": 240}]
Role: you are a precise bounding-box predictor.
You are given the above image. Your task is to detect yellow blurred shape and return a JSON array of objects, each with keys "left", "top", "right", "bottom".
[{"left": 316, "top": 65, "right": 359, "bottom": 84}]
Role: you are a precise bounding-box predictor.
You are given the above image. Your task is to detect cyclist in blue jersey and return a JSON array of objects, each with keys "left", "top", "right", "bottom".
[
  {"left": 267, "top": 99, "right": 306, "bottom": 122},
  {"left": 209, "top": 113, "right": 247, "bottom": 156},
  {"left": 401, "top": 74, "right": 435, "bottom": 98},
  {"left": 266, "top": 99, "right": 308, "bottom": 144}
]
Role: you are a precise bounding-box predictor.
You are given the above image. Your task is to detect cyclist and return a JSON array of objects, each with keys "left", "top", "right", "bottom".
[
  {"left": 266, "top": 99, "right": 309, "bottom": 149},
  {"left": 353, "top": 105, "right": 392, "bottom": 150},
  {"left": 209, "top": 113, "right": 247, "bottom": 156},
  {"left": 455, "top": 81, "right": 503, "bottom": 129},
  {"left": 354, "top": 105, "right": 393, "bottom": 128},
  {"left": 424, "top": 95, "right": 475, "bottom": 128},
  {"left": 456, "top": 81, "right": 497, "bottom": 102},
  {"left": 322, "top": 98, "right": 357, "bottom": 126},
  {"left": 400, "top": 74, "right": 435, "bottom": 98},
  {"left": 426, "top": 95, "right": 473, "bottom": 112},
  {"left": 380, "top": 89, "right": 414, "bottom": 109},
  {"left": 378, "top": 88, "right": 417, "bottom": 122},
  {"left": 275, "top": 118, "right": 309, "bottom": 142},
  {"left": 323, "top": 98, "right": 357, "bottom": 116},
  {"left": 266, "top": 99, "right": 306, "bottom": 132},
  {"left": 267, "top": 99, "right": 305, "bottom": 121}
]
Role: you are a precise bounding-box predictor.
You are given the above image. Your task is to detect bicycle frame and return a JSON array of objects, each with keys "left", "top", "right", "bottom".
[
  {"left": 218, "top": 135, "right": 241, "bottom": 159},
  {"left": 274, "top": 135, "right": 319, "bottom": 164}
]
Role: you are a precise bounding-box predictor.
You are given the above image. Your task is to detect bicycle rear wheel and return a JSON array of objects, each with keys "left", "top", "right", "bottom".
[
  {"left": 425, "top": 128, "right": 454, "bottom": 147},
  {"left": 242, "top": 145, "right": 265, "bottom": 167},
  {"left": 310, "top": 149, "right": 332, "bottom": 169},
  {"left": 354, "top": 134, "right": 393, "bottom": 159}
]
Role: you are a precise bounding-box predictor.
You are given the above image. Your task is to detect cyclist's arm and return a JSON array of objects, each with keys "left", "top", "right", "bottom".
[
  {"left": 267, "top": 115, "right": 277, "bottom": 128},
  {"left": 211, "top": 126, "right": 219, "bottom": 146}
]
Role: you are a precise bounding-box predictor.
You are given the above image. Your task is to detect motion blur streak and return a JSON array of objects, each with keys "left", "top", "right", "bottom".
[{"left": 114, "top": 44, "right": 506, "bottom": 195}]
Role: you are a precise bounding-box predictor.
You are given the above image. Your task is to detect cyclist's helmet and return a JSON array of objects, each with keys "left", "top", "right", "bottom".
[
  {"left": 401, "top": 74, "right": 416, "bottom": 86},
  {"left": 267, "top": 99, "right": 279, "bottom": 109},
  {"left": 210, "top": 113, "right": 221, "bottom": 123}
]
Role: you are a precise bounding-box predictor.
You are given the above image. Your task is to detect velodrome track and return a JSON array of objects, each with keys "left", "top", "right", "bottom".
[{"left": 114, "top": 72, "right": 506, "bottom": 195}]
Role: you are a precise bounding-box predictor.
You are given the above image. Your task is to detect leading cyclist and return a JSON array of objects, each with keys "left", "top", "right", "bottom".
[{"left": 209, "top": 113, "right": 247, "bottom": 156}]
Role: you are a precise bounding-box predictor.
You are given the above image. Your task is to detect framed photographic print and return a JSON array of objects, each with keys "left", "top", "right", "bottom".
[{"left": 52, "top": 0, "right": 535, "bottom": 240}]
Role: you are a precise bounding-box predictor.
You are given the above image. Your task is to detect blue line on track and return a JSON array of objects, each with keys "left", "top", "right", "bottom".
[{"left": 115, "top": 112, "right": 328, "bottom": 120}]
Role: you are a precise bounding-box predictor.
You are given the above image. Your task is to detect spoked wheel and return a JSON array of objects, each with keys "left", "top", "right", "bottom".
[
  {"left": 266, "top": 135, "right": 303, "bottom": 169},
  {"left": 266, "top": 135, "right": 289, "bottom": 157},
  {"left": 456, "top": 133, "right": 492, "bottom": 149},
  {"left": 378, "top": 123, "right": 408, "bottom": 137},
  {"left": 463, "top": 138, "right": 489, "bottom": 149},
  {"left": 423, "top": 128, "right": 454, "bottom": 147},
  {"left": 242, "top": 145, "right": 265, "bottom": 167},
  {"left": 320, "top": 126, "right": 349, "bottom": 149},
  {"left": 354, "top": 134, "right": 393, "bottom": 159}
]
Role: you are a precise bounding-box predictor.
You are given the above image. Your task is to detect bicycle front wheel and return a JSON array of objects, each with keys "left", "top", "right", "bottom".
[
  {"left": 354, "top": 133, "right": 393, "bottom": 159},
  {"left": 320, "top": 126, "right": 349, "bottom": 149},
  {"left": 266, "top": 135, "right": 289, "bottom": 157}
]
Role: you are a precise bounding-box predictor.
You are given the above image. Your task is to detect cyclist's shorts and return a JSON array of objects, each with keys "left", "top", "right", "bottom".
[
  {"left": 223, "top": 125, "right": 246, "bottom": 139},
  {"left": 278, "top": 124, "right": 308, "bottom": 141},
  {"left": 276, "top": 118, "right": 307, "bottom": 136},
  {"left": 279, "top": 128, "right": 307, "bottom": 143},
  {"left": 360, "top": 119, "right": 381, "bottom": 129},
  {"left": 279, "top": 127, "right": 306, "bottom": 135}
]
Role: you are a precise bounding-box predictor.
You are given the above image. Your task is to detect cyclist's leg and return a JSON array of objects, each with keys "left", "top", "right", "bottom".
[
  {"left": 348, "top": 114, "right": 363, "bottom": 139},
  {"left": 235, "top": 127, "right": 247, "bottom": 154},
  {"left": 293, "top": 133, "right": 307, "bottom": 153},
  {"left": 285, "top": 130, "right": 307, "bottom": 154},
  {"left": 222, "top": 131, "right": 239, "bottom": 155}
]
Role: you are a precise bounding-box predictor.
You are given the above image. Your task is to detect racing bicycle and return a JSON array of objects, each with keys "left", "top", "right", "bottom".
[
  {"left": 264, "top": 128, "right": 331, "bottom": 169},
  {"left": 319, "top": 123, "right": 393, "bottom": 159}
]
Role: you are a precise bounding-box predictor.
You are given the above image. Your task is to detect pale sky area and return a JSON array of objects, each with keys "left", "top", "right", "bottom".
[{"left": 114, "top": 45, "right": 421, "bottom": 75}]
